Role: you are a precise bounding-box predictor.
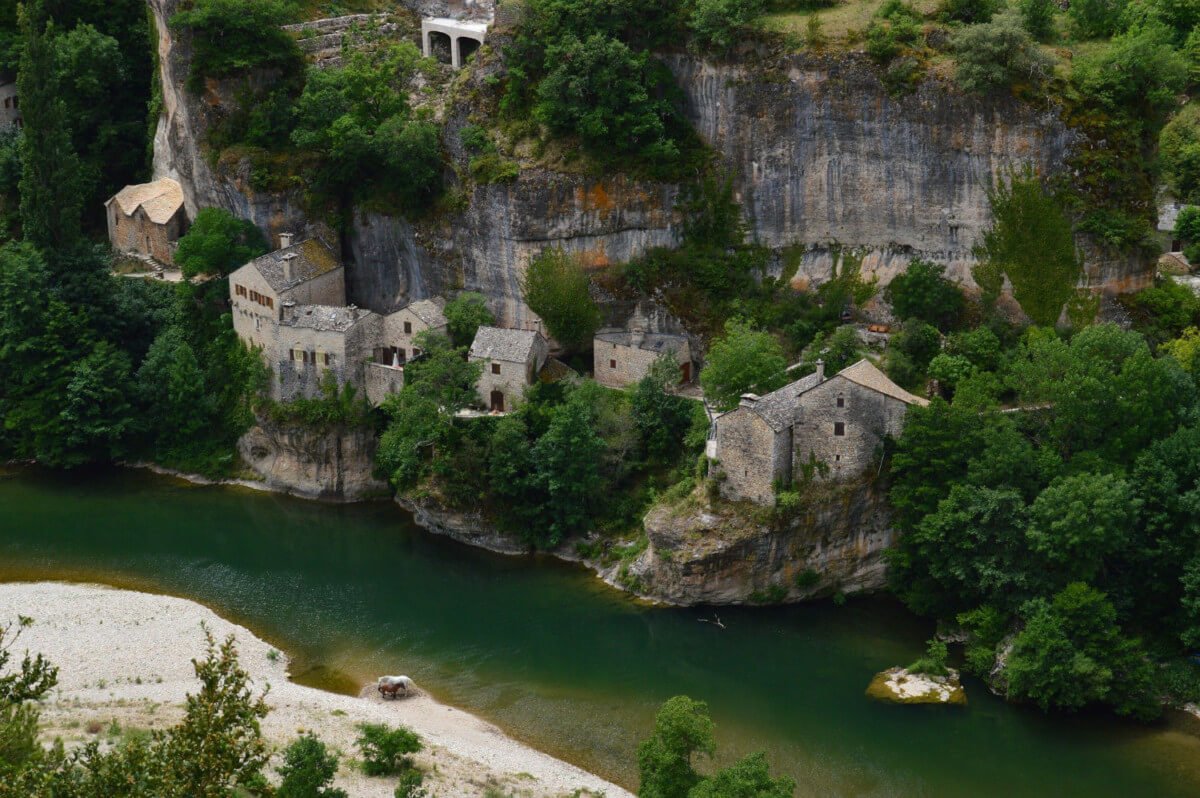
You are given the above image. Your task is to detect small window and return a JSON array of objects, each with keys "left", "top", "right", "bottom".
[
  {"left": 404, "top": 321, "right": 412, "bottom": 334},
  {"left": 323, "top": 353, "right": 331, "bottom": 366},
  {"left": 492, "top": 363, "right": 501, "bottom": 375},
  {"left": 836, "top": 397, "right": 845, "bottom": 408},
  {"left": 609, "top": 359, "right": 617, "bottom": 369},
  {"left": 289, "top": 349, "right": 295, "bottom": 361},
  {"left": 834, "top": 422, "right": 846, "bottom": 436}
]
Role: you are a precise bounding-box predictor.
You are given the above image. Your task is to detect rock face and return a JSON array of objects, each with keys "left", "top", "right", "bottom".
[
  {"left": 237, "top": 420, "right": 388, "bottom": 501},
  {"left": 396, "top": 495, "right": 531, "bottom": 555},
  {"left": 625, "top": 481, "right": 895, "bottom": 605},
  {"left": 866, "top": 667, "right": 967, "bottom": 705},
  {"left": 145, "top": 0, "right": 1149, "bottom": 325}
]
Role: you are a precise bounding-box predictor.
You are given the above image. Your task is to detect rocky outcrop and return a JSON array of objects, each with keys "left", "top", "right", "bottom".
[
  {"left": 622, "top": 480, "right": 895, "bottom": 605},
  {"left": 866, "top": 667, "right": 967, "bottom": 705},
  {"left": 237, "top": 421, "right": 388, "bottom": 501},
  {"left": 396, "top": 495, "right": 530, "bottom": 555}
]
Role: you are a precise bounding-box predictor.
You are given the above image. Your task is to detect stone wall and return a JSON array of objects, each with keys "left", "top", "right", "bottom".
[
  {"left": 0, "top": 80, "right": 19, "bottom": 128},
  {"left": 715, "top": 410, "right": 789, "bottom": 505},
  {"left": 472, "top": 339, "right": 547, "bottom": 410},
  {"left": 793, "top": 377, "right": 912, "bottom": 481},
  {"left": 274, "top": 311, "right": 381, "bottom": 401},
  {"left": 366, "top": 362, "right": 406, "bottom": 406},
  {"left": 593, "top": 341, "right": 689, "bottom": 389},
  {"left": 107, "top": 205, "right": 185, "bottom": 265}
]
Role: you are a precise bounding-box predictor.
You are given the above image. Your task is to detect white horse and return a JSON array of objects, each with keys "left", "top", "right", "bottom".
[{"left": 377, "top": 675, "right": 414, "bottom": 699}]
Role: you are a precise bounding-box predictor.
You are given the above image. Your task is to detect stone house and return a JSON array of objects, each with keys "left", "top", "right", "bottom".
[
  {"left": 593, "top": 329, "right": 693, "bottom": 389},
  {"left": 714, "top": 359, "right": 927, "bottom": 505},
  {"left": 365, "top": 298, "right": 450, "bottom": 406},
  {"left": 275, "top": 304, "right": 381, "bottom": 402},
  {"left": 105, "top": 179, "right": 188, "bottom": 265},
  {"left": 0, "top": 77, "right": 18, "bottom": 128},
  {"left": 469, "top": 326, "right": 549, "bottom": 412},
  {"left": 229, "top": 236, "right": 345, "bottom": 354}
]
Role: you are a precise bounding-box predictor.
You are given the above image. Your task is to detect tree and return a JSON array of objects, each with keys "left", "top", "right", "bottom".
[
  {"left": 700, "top": 318, "right": 788, "bottom": 411},
  {"left": 1026, "top": 473, "right": 1136, "bottom": 585},
  {"left": 689, "top": 0, "right": 766, "bottom": 53},
  {"left": 404, "top": 331, "right": 483, "bottom": 413},
  {"left": 1067, "top": 0, "right": 1128, "bottom": 38},
  {"left": 18, "top": 2, "right": 85, "bottom": 258},
  {"left": 952, "top": 12, "right": 1054, "bottom": 95},
  {"left": 377, "top": 390, "right": 447, "bottom": 490},
  {"left": 1018, "top": 0, "right": 1057, "bottom": 39},
  {"left": 444, "top": 292, "right": 494, "bottom": 348},
  {"left": 1161, "top": 326, "right": 1200, "bottom": 373},
  {"left": 977, "top": 170, "right": 1080, "bottom": 327},
  {"left": 802, "top": 324, "right": 863, "bottom": 375},
  {"left": 175, "top": 208, "right": 269, "bottom": 279},
  {"left": 60, "top": 341, "right": 136, "bottom": 466},
  {"left": 1159, "top": 104, "right": 1200, "bottom": 204},
  {"left": 169, "top": 0, "right": 303, "bottom": 91},
  {"left": 888, "top": 398, "right": 981, "bottom": 530},
  {"left": 632, "top": 356, "right": 694, "bottom": 461},
  {"left": 531, "top": 391, "right": 606, "bottom": 546},
  {"left": 521, "top": 248, "right": 601, "bottom": 353},
  {"left": 137, "top": 326, "right": 212, "bottom": 454},
  {"left": 1006, "top": 583, "right": 1157, "bottom": 718},
  {"left": 941, "top": 0, "right": 1001, "bottom": 23},
  {"left": 1073, "top": 23, "right": 1187, "bottom": 125},
  {"left": 533, "top": 33, "right": 682, "bottom": 165},
  {"left": 689, "top": 752, "right": 795, "bottom": 798},
  {"left": 488, "top": 415, "right": 544, "bottom": 533},
  {"left": 637, "top": 696, "right": 715, "bottom": 798},
  {"left": 885, "top": 260, "right": 965, "bottom": 330},
  {"left": 355, "top": 724, "right": 422, "bottom": 777},
  {"left": 277, "top": 734, "right": 347, "bottom": 798},
  {"left": 0, "top": 617, "right": 58, "bottom": 784}
]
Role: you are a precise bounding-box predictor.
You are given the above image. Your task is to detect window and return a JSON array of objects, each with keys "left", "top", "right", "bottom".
[
  {"left": 609, "top": 359, "right": 616, "bottom": 369},
  {"left": 289, "top": 349, "right": 295, "bottom": 361},
  {"left": 492, "top": 363, "right": 501, "bottom": 375},
  {"left": 836, "top": 397, "right": 845, "bottom": 408},
  {"left": 404, "top": 321, "right": 412, "bottom": 334},
  {"left": 834, "top": 422, "right": 846, "bottom": 436},
  {"left": 323, "top": 353, "right": 331, "bottom": 366}
]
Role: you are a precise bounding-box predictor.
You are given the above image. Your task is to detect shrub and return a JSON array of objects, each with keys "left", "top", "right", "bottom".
[
  {"left": 1161, "top": 106, "right": 1200, "bottom": 204},
  {"left": 277, "top": 734, "right": 347, "bottom": 798},
  {"left": 689, "top": 0, "right": 767, "bottom": 53},
  {"left": 175, "top": 207, "right": 269, "bottom": 279},
  {"left": 444, "top": 292, "right": 495, "bottom": 348},
  {"left": 355, "top": 723, "right": 422, "bottom": 777},
  {"left": 907, "top": 637, "right": 950, "bottom": 676},
  {"left": 1018, "top": 0, "right": 1057, "bottom": 39},
  {"left": 885, "top": 260, "right": 965, "bottom": 330},
  {"left": 394, "top": 770, "right": 427, "bottom": 798},
  {"left": 941, "top": 0, "right": 1000, "bottom": 23},
  {"left": 952, "top": 10, "right": 1053, "bottom": 95},
  {"left": 170, "top": 0, "right": 304, "bottom": 92},
  {"left": 700, "top": 318, "right": 789, "bottom": 411},
  {"left": 521, "top": 248, "right": 602, "bottom": 353},
  {"left": 1067, "top": 0, "right": 1128, "bottom": 38}
]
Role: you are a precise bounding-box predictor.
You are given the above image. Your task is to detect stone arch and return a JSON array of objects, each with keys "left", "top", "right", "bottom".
[
  {"left": 426, "top": 31, "right": 453, "bottom": 65},
  {"left": 457, "top": 36, "right": 482, "bottom": 66}
]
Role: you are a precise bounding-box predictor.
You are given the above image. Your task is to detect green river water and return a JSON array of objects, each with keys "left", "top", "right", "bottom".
[{"left": 2, "top": 468, "right": 1200, "bottom": 797}]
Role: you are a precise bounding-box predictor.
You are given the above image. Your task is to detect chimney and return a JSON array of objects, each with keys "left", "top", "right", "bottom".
[
  {"left": 739, "top": 393, "right": 760, "bottom": 409},
  {"left": 279, "top": 232, "right": 294, "bottom": 249},
  {"left": 282, "top": 299, "right": 296, "bottom": 322},
  {"left": 282, "top": 253, "right": 298, "bottom": 283},
  {"left": 815, "top": 359, "right": 825, "bottom": 382}
]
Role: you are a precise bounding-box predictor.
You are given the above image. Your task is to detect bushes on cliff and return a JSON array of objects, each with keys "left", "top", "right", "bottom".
[
  {"left": 690, "top": 0, "right": 767, "bottom": 53},
  {"left": 521, "top": 248, "right": 602, "bottom": 354},
  {"left": 700, "top": 319, "right": 789, "bottom": 411},
  {"left": 444, "top": 291, "right": 495, "bottom": 348},
  {"left": 952, "top": 10, "right": 1053, "bottom": 94},
  {"left": 884, "top": 260, "right": 965, "bottom": 331},
  {"left": 175, "top": 208, "right": 269, "bottom": 279},
  {"left": 170, "top": 0, "right": 305, "bottom": 92},
  {"left": 1161, "top": 105, "right": 1200, "bottom": 204}
]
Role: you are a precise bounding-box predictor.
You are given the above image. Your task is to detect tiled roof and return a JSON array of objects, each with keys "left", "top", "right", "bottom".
[
  {"left": 594, "top": 329, "right": 689, "bottom": 355},
  {"left": 107, "top": 178, "right": 185, "bottom": 225},
  {"left": 469, "top": 326, "right": 543, "bottom": 364},
  {"left": 837, "top": 359, "right": 929, "bottom": 406},
  {"left": 282, "top": 304, "right": 375, "bottom": 333},
  {"left": 247, "top": 238, "right": 342, "bottom": 294},
  {"left": 745, "top": 371, "right": 824, "bottom": 432},
  {"left": 406, "top": 297, "right": 448, "bottom": 329}
]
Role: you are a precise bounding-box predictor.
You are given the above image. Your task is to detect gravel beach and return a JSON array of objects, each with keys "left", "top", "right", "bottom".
[{"left": 0, "top": 581, "right": 631, "bottom": 798}]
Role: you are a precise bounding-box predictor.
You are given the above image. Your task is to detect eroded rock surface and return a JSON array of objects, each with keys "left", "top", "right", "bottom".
[{"left": 238, "top": 420, "right": 387, "bottom": 501}]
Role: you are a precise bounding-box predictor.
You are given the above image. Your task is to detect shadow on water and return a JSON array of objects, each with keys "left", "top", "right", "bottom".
[{"left": 2, "top": 466, "right": 1200, "bottom": 796}]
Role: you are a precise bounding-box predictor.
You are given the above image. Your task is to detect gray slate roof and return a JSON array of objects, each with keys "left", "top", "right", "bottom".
[
  {"left": 282, "top": 304, "right": 375, "bottom": 333},
  {"left": 248, "top": 238, "right": 341, "bottom": 294},
  {"left": 406, "top": 297, "right": 448, "bottom": 328},
  {"left": 469, "top": 326, "right": 543, "bottom": 364},
  {"left": 744, "top": 371, "right": 824, "bottom": 432},
  {"left": 594, "top": 329, "right": 689, "bottom": 355}
]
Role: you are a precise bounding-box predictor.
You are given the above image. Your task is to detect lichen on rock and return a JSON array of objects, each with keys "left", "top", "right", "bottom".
[{"left": 866, "top": 667, "right": 967, "bottom": 706}]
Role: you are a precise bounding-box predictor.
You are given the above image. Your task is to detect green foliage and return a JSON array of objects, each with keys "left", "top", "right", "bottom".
[
  {"left": 1177, "top": 205, "right": 1200, "bottom": 242},
  {"left": 444, "top": 292, "right": 495, "bottom": 348},
  {"left": 941, "top": 0, "right": 1000, "bottom": 23},
  {"left": 1073, "top": 23, "right": 1187, "bottom": 132},
  {"left": 175, "top": 208, "right": 269, "bottom": 279},
  {"left": 291, "top": 44, "right": 441, "bottom": 216},
  {"left": 802, "top": 324, "right": 863, "bottom": 375},
  {"left": 377, "top": 390, "right": 448, "bottom": 490},
  {"left": 1018, "top": 0, "right": 1057, "bottom": 39},
  {"left": 170, "top": 0, "right": 304, "bottom": 92},
  {"left": 689, "top": 0, "right": 767, "bottom": 53},
  {"left": 886, "top": 319, "right": 941, "bottom": 388},
  {"left": 1027, "top": 472, "right": 1135, "bottom": 584},
  {"left": 1122, "top": 278, "right": 1200, "bottom": 345},
  {"left": 1006, "top": 584, "right": 1157, "bottom": 718},
  {"left": 404, "top": 331, "right": 483, "bottom": 413},
  {"left": 687, "top": 752, "right": 795, "bottom": 798},
  {"left": 355, "top": 724, "right": 422, "bottom": 777},
  {"left": 700, "top": 318, "right": 788, "bottom": 411},
  {"left": 394, "top": 770, "right": 428, "bottom": 798},
  {"left": 521, "top": 248, "right": 602, "bottom": 353},
  {"left": 907, "top": 638, "right": 950, "bottom": 677},
  {"left": 952, "top": 9, "right": 1053, "bottom": 94},
  {"left": 1160, "top": 325, "right": 1200, "bottom": 373},
  {"left": 957, "top": 605, "right": 1009, "bottom": 676},
  {"left": 886, "top": 260, "right": 965, "bottom": 331},
  {"left": 637, "top": 696, "right": 715, "bottom": 798},
  {"left": 1159, "top": 105, "right": 1200, "bottom": 203},
  {"left": 1068, "top": 0, "right": 1127, "bottom": 37},
  {"left": 632, "top": 356, "right": 696, "bottom": 461},
  {"left": 277, "top": 734, "right": 347, "bottom": 798},
  {"left": 977, "top": 170, "right": 1080, "bottom": 326},
  {"left": 531, "top": 389, "right": 606, "bottom": 546},
  {"left": 0, "top": 617, "right": 58, "bottom": 705},
  {"left": 262, "top": 371, "right": 375, "bottom": 429}
]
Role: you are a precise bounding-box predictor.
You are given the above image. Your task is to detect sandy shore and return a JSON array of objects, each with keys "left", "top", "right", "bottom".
[{"left": 0, "top": 582, "right": 631, "bottom": 798}]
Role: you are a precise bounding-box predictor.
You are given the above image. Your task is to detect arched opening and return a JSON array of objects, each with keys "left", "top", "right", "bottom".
[
  {"left": 490, "top": 390, "right": 505, "bottom": 413},
  {"left": 427, "top": 31, "right": 452, "bottom": 65},
  {"left": 458, "top": 36, "right": 481, "bottom": 66}
]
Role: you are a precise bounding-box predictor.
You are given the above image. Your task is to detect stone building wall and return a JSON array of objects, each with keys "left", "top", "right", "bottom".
[
  {"left": 793, "top": 377, "right": 910, "bottom": 481},
  {"left": 593, "top": 342, "right": 688, "bottom": 389},
  {"left": 0, "top": 81, "right": 20, "bottom": 128},
  {"left": 230, "top": 268, "right": 281, "bottom": 352},
  {"left": 283, "top": 268, "right": 347, "bottom": 308},
  {"left": 473, "top": 337, "right": 547, "bottom": 411},
  {"left": 107, "top": 205, "right": 185, "bottom": 265},
  {"left": 274, "top": 313, "right": 381, "bottom": 401},
  {"left": 380, "top": 307, "right": 443, "bottom": 361},
  {"left": 715, "top": 410, "right": 790, "bottom": 505},
  {"left": 365, "top": 362, "right": 405, "bottom": 405}
]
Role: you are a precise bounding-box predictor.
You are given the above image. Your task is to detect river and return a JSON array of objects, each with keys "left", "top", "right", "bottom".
[{"left": 2, "top": 467, "right": 1200, "bottom": 797}]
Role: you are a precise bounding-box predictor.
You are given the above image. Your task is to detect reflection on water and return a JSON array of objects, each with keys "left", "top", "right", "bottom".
[{"left": 2, "top": 467, "right": 1200, "bottom": 796}]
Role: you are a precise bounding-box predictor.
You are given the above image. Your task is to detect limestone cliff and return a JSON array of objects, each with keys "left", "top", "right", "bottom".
[
  {"left": 619, "top": 481, "right": 896, "bottom": 605},
  {"left": 237, "top": 420, "right": 388, "bottom": 501},
  {"left": 146, "top": 0, "right": 1147, "bottom": 326}
]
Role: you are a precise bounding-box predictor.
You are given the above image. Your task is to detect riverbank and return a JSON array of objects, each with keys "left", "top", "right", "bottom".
[{"left": 0, "top": 582, "right": 629, "bottom": 798}]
